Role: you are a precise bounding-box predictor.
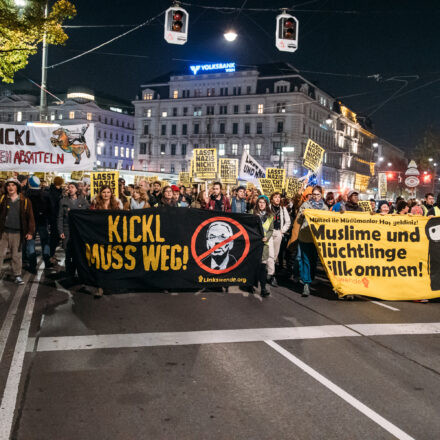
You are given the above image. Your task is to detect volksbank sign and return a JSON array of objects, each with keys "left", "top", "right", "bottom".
[{"left": 190, "top": 62, "right": 236, "bottom": 75}]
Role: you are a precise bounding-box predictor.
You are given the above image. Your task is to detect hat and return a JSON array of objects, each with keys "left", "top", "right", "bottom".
[
  {"left": 53, "top": 176, "right": 64, "bottom": 186},
  {"left": 301, "top": 186, "right": 313, "bottom": 202},
  {"left": 347, "top": 190, "right": 359, "bottom": 199},
  {"left": 5, "top": 178, "right": 20, "bottom": 192},
  {"left": 29, "top": 176, "right": 40, "bottom": 189},
  {"left": 258, "top": 194, "right": 270, "bottom": 205},
  {"left": 171, "top": 184, "right": 180, "bottom": 192}
]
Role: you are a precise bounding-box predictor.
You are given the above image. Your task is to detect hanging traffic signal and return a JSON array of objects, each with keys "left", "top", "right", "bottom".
[
  {"left": 387, "top": 172, "right": 395, "bottom": 180},
  {"left": 423, "top": 174, "right": 432, "bottom": 184},
  {"left": 276, "top": 12, "right": 299, "bottom": 52},
  {"left": 164, "top": 6, "right": 189, "bottom": 45}
]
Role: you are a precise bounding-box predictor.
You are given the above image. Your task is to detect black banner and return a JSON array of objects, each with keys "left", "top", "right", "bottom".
[{"left": 69, "top": 207, "right": 264, "bottom": 290}]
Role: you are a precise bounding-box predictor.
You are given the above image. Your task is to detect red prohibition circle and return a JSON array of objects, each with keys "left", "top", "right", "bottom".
[{"left": 191, "top": 216, "right": 250, "bottom": 275}]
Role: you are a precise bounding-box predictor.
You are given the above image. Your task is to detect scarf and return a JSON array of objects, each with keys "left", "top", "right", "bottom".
[{"left": 309, "top": 198, "right": 325, "bottom": 210}]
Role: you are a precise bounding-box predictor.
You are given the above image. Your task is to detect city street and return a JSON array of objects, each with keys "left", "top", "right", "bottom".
[{"left": 0, "top": 261, "right": 439, "bottom": 440}]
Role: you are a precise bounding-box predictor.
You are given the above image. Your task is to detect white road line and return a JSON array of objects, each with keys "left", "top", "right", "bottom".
[
  {"left": 0, "top": 272, "right": 32, "bottom": 363},
  {"left": 35, "top": 325, "right": 358, "bottom": 352},
  {"left": 348, "top": 322, "right": 440, "bottom": 336},
  {"left": 370, "top": 301, "right": 400, "bottom": 311},
  {"left": 0, "top": 268, "right": 43, "bottom": 440},
  {"left": 265, "top": 340, "right": 415, "bottom": 440}
]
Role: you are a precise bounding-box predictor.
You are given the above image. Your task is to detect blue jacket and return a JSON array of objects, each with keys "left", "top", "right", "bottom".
[{"left": 231, "top": 197, "right": 247, "bottom": 213}]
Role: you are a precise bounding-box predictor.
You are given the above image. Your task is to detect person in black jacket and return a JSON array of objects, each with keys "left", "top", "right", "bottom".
[
  {"left": 48, "top": 176, "right": 64, "bottom": 261},
  {"left": 26, "top": 176, "right": 52, "bottom": 272}
]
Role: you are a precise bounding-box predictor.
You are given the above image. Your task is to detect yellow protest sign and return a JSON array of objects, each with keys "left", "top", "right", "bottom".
[
  {"left": 91, "top": 171, "right": 119, "bottom": 199},
  {"left": 358, "top": 201, "right": 373, "bottom": 212},
  {"left": 246, "top": 182, "right": 255, "bottom": 190},
  {"left": 258, "top": 178, "right": 275, "bottom": 196},
  {"left": 304, "top": 210, "right": 439, "bottom": 300},
  {"left": 303, "top": 139, "right": 325, "bottom": 172},
  {"left": 266, "top": 168, "right": 285, "bottom": 193},
  {"left": 193, "top": 148, "right": 217, "bottom": 179},
  {"left": 355, "top": 173, "right": 370, "bottom": 192},
  {"left": 70, "top": 171, "right": 84, "bottom": 181},
  {"left": 219, "top": 158, "right": 238, "bottom": 184},
  {"left": 179, "top": 172, "right": 191, "bottom": 187},
  {"left": 285, "top": 177, "right": 302, "bottom": 198}
]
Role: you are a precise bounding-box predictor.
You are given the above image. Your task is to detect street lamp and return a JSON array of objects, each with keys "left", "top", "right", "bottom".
[
  {"left": 378, "top": 156, "right": 384, "bottom": 162},
  {"left": 325, "top": 115, "right": 332, "bottom": 125},
  {"left": 387, "top": 162, "right": 392, "bottom": 167},
  {"left": 429, "top": 157, "right": 433, "bottom": 162},
  {"left": 224, "top": 30, "right": 238, "bottom": 42},
  {"left": 373, "top": 142, "right": 379, "bottom": 148}
]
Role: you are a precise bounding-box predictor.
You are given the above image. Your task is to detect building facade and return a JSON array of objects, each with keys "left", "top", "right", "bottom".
[
  {"left": 0, "top": 87, "right": 135, "bottom": 171},
  {"left": 133, "top": 62, "right": 405, "bottom": 190}
]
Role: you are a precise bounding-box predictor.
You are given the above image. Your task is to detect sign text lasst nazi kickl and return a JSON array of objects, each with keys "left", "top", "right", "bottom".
[{"left": 69, "top": 208, "right": 264, "bottom": 290}]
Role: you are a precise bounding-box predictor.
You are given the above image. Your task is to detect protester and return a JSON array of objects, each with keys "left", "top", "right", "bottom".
[
  {"left": 179, "top": 185, "right": 192, "bottom": 207},
  {"left": 324, "top": 192, "right": 335, "bottom": 209},
  {"left": 128, "top": 186, "right": 150, "bottom": 210},
  {"left": 58, "top": 183, "right": 90, "bottom": 278},
  {"left": 26, "top": 176, "right": 52, "bottom": 273},
  {"left": 396, "top": 200, "right": 409, "bottom": 215},
  {"left": 370, "top": 199, "right": 376, "bottom": 212},
  {"left": 343, "top": 190, "right": 363, "bottom": 212},
  {"left": 160, "top": 186, "right": 177, "bottom": 207},
  {"left": 231, "top": 185, "right": 247, "bottom": 213},
  {"left": 90, "top": 185, "right": 123, "bottom": 210},
  {"left": 252, "top": 195, "right": 273, "bottom": 297},
  {"left": 422, "top": 193, "right": 435, "bottom": 215},
  {"left": 377, "top": 201, "right": 390, "bottom": 214},
  {"left": 206, "top": 182, "right": 231, "bottom": 212},
  {"left": 296, "top": 185, "right": 328, "bottom": 297},
  {"left": 191, "top": 190, "right": 208, "bottom": 209},
  {"left": 410, "top": 204, "right": 424, "bottom": 216},
  {"left": 267, "top": 192, "right": 291, "bottom": 287},
  {"left": 427, "top": 194, "right": 440, "bottom": 216},
  {"left": 149, "top": 181, "right": 162, "bottom": 206},
  {"left": 48, "top": 176, "right": 64, "bottom": 261},
  {"left": 331, "top": 192, "right": 347, "bottom": 212},
  {"left": 0, "top": 178, "right": 35, "bottom": 284}
]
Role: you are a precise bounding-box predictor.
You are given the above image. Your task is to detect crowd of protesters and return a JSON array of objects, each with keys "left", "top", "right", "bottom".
[{"left": 0, "top": 173, "right": 439, "bottom": 299}]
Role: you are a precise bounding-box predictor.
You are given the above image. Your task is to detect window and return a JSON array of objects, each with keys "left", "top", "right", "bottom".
[
  {"left": 276, "top": 85, "right": 288, "bottom": 93},
  {"left": 69, "top": 111, "right": 75, "bottom": 119},
  {"left": 232, "top": 144, "right": 238, "bottom": 155},
  {"left": 144, "top": 93, "right": 153, "bottom": 100},
  {"left": 104, "top": 131, "right": 107, "bottom": 139},
  {"left": 98, "top": 130, "right": 101, "bottom": 138},
  {"left": 160, "top": 166, "right": 165, "bottom": 172},
  {"left": 171, "top": 124, "right": 177, "bottom": 135},
  {"left": 182, "top": 90, "right": 190, "bottom": 98},
  {"left": 97, "top": 145, "right": 102, "bottom": 155},
  {"left": 146, "top": 108, "right": 152, "bottom": 117},
  {"left": 181, "top": 144, "right": 187, "bottom": 156},
  {"left": 173, "top": 90, "right": 179, "bottom": 99},
  {"left": 171, "top": 144, "right": 176, "bottom": 155},
  {"left": 219, "top": 143, "right": 225, "bottom": 156},
  {"left": 126, "top": 148, "right": 130, "bottom": 158},
  {"left": 102, "top": 161, "right": 106, "bottom": 168},
  {"left": 131, "top": 149, "right": 134, "bottom": 159},
  {"left": 243, "top": 144, "right": 250, "bottom": 153},
  {"left": 120, "top": 146, "right": 125, "bottom": 157},
  {"left": 233, "top": 87, "right": 241, "bottom": 96},
  {"left": 144, "top": 125, "right": 149, "bottom": 135},
  {"left": 85, "top": 112, "right": 92, "bottom": 121},
  {"left": 105, "top": 117, "right": 108, "bottom": 124},
  {"left": 256, "top": 122, "right": 263, "bottom": 134},
  {"left": 258, "top": 104, "right": 264, "bottom": 114},
  {"left": 161, "top": 124, "right": 166, "bottom": 135},
  {"left": 181, "top": 163, "right": 186, "bottom": 172},
  {"left": 219, "top": 123, "right": 225, "bottom": 134},
  {"left": 207, "top": 106, "right": 215, "bottom": 115},
  {"left": 16, "top": 111, "right": 22, "bottom": 122},
  {"left": 220, "top": 87, "right": 228, "bottom": 96},
  {"left": 58, "top": 113, "right": 63, "bottom": 120},
  {"left": 116, "top": 133, "right": 119, "bottom": 141},
  {"left": 233, "top": 105, "right": 239, "bottom": 114},
  {"left": 110, "top": 118, "right": 113, "bottom": 125},
  {"left": 244, "top": 123, "right": 250, "bottom": 134},
  {"left": 194, "top": 123, "right": 199, "bottom": 134},
  {"left": 194, "top": 88, "right": 202, "bottom": 97},
  {"left": 115, "top": 146, "right": 119, "bottom": 156},
  {"left": 172, "top": 108, "right": 178, "bottom": 117},
  {"left": 160, "top": 144, "right": 166, "bottom": 155},
  {"left": 182, "top": 124, "right": 187, "bottom": 135},
  {"left": 171, "top": 164, "right": 175, "bottom": 173},
  {"left": 193, "top": 106, "right": 202, "bottom": 116},
  {"left": 276, "top": 103, "right": 286, "bottom": 113},
  {"left": 277, "top": 121, "right": 284, "bottom": 133},
  {"left": 245, "top": 104, "right": 251, "bottom": 114},
  {"left": 207, "top": 88, "right": 215, "bottom": 97},
  {"left": 96, "top": 160, "right": 101, "bottom": 166},
  {"left": 162, "top": 111, "right": 168, "bottom": 117},
  {"left": 273, "top": 142, "right": 281, "bottom": 155},
  {"left": 183, "top": 107, "right": 188, "bottom": 116},
  {"left": 256, "top": 143, "right": 262, "bottom": 156},
  {"left": 219, "top": 105, "right": 227, "bottom": 115},
  {"left": 246, "top": 86, "right": 251, "bottom": 94},
  {"left": 110, "top": 133, "right": 113, "bottom": 140},
  {"left": 140, "top": 143, "right": 147, "bottom": 155},
  {"left": 232, "top": 123, "right": 238, "bottom": 134}
]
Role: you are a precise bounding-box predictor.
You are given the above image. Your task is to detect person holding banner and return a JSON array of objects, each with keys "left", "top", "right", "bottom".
[
  {"left": 127, "top": 186, "right": 150, "bottom": 210},
  {"left": 190, "top": 191, "right": 208, "bottom": 209},
  {"left": 296, "top": 185, "right": 328, "bottom": 297},
  {"left": 206, "top": 182, "right": 231, "bottom": 212},
  {"left": 267, "top": 192, "right": 291, "bottom": 287},
  {"left": 149, "top": 181, "right": 162, "bottom": 206},
  {"left": 90, "top": 185, "right": 123, "bottom": 210},
  {"left": 343, "top": 190, "right": 362, "bottom": 212},
  {"left": 159, "top": 186, "right": 178, "bottom": 207},
  {"left": 252, "top": 195, "right": 274, "bottom": 298},
  {"left": 427, "top": 194, "right": 440, "bottom": 216}
]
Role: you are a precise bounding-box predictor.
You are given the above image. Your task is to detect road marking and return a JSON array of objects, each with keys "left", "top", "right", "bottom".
[
  {"left": 348, "top": 322, "right": 440, "bottom": 336},
  {"left": 370, "top": 301, "right": 400, "bottom": 311},
  {"left": 31, "top": 322, "right": 440, "bottom": 352},
  {"left": 265, "top": 340, "right": 415, "bottom": 440},
  {"left": 35, "top": 325, "right": 358, "bottom": 352},
  {"left": 0, "top": 268, "right": 42, "bottom": 440},
  {"left": 0, "top": 272, "right": 31, "bottom": 363}
]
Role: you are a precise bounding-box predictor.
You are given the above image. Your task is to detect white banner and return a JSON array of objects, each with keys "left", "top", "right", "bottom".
[
  {"left": 0, "top": 123, "right": 95, "bottom": 171},
  {"left": 239, "top": 151, "right": 266, "bottom": 181}
]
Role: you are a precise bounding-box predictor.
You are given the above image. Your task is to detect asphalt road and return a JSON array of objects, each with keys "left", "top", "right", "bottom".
[{"left": 0, "top": 263, "right": 439, "bottom": 440}]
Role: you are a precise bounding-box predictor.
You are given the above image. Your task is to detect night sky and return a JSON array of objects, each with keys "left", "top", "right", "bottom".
[{"left": 18, "top": 0, "right": 440, "bottom": 151}]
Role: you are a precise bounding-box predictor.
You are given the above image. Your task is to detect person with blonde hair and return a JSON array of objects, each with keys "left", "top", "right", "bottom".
[{"left": 127, "top": 185, "right": 150, "bottom": 210}]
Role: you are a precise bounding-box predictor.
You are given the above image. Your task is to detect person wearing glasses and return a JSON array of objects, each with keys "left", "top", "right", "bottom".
[{"left": 295, "top": 185, "right": 328, "bottom": 297}]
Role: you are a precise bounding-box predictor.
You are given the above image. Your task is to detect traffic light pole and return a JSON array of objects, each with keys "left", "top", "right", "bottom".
[{"left": 39, "top": 1, "right": 49, "bottom": 121}]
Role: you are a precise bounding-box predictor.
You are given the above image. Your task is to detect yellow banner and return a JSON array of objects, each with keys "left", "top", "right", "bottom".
[
  {"left": 355, "top": 173, "right": 370, "bottom": 192},
  {"left": 219, "top": 158, "right": 238, "bottom": 184},
  {"left": 193, "top": 148, "right": 217, "bottom": 179},
  {"left": 358, "top": 201, "right": 372, "bottom": 212},
  {"left": 303, "top": 139, "right": 325, "bottom": 172},
  {"left": 70, "top": 171, "right": 84, "bottom": 181},
  {"left": 285, "top": 177, "right": 302, "bottom": 198},
  {"left": 304, "top": 210, "right": 440, "bottom": 300},
  {"left": 90, "top": 171, "right": 119, "bottom": 199},
  {"left": 258, "top": 178, "right": 275, "bottom": 196},
  {"left": 266, "top": 168, "right": 285, "bottom": 192},
  {"left": 179, "top": 172, "right": 191, "bottom": 187}
]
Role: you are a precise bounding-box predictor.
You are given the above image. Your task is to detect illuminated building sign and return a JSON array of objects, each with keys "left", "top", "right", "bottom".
[{"left": 190, "top": 62, "right": 235, "bottom": 75}]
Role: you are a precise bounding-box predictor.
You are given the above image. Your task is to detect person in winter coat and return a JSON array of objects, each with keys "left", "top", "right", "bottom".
[
  {"left": 251, "top": 195, "right": 274, "bottom": 297},
  {"left": 0, "top": 178, "right": 35, "bottom": 284},
  {"left": 159, "top": 186, "right": 178, "bottom": 207},
  {"left": 190, "top": 190, "right": 208, "bottom": 209},
  {"left": 206, "top": 182, "right": 231, "bottom": 212},
  {"left": 58, "top": 182, "right": 89, "bottom": 277},
  {"left": 127, "top": 186, "right": 150, "bottom": 210},
  {"left": 267, "top": 192, "right": 291, "bottom": 287},
  {"left": 48, "top": 176, "right": 64, "bottom": 261},
  {"left": 343, "top": 190, "right": 363, "bottom": 212},
  {"left": 26, "top": 176, "right": 52, "bottom": 273},
  {"left": 231, "top": 186, "right": 248, "bottom": 213},
  {"left": 296, "top": 185, "right": 328, "bottom": 297}
]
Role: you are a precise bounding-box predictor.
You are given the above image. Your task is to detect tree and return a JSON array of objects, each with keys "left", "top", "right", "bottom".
[
  {"left": 0, "top": 0, "right": 76, "bottom": 83},
  {"left": 413, "top": 126, "right": 440, "bottom": 171}
]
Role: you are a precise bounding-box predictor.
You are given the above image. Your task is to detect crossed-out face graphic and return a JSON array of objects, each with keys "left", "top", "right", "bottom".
[{"left": 206, "top": 221, "right": 234, "bottom": 257}]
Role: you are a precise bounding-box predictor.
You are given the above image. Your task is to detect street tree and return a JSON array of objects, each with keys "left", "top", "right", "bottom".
[
  {"left": 414, "top": 126, "right": 440, "bottom": 171},
  {"left": 0, "top": 0, "right": 76, "bottom": 83}
]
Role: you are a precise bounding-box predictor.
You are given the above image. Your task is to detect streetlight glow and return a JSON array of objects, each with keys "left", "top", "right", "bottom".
[
  {"left": 387, "top": 162, "right": 392, "bottom": 167},
  {"left": 373, "top": 142, "right": 379, "bottom": 148},
  {"left": 429, "top": 157, "right": 433, "bottom": 162},
  {"left": 224, "top": 30, "right": 238, "bottom": 42}
]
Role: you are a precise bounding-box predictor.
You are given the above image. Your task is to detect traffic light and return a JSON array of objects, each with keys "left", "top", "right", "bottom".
[
  {"left": 164, "top": 6, "right": 189, "bottom": 45},
  {"left": 423, "top": 174, "right": 432, "bottom": 184},
  {"left": 275, "top": 12, "right": 299, "bottom": 53},
  {"left": 387, "top": 172, "right": 395, "bottom": 180}
]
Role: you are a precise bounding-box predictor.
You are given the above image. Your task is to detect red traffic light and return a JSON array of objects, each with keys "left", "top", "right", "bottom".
[
  {"left": 387, "top": 172, "right": 394, "bottom": 180},
  {"left": 283, "top": 19, "right": 296, "bottom": 39},
  {"left": 173, "top": 11, "right": 183, "bottom": 21},
  {"left": 423, "top": 174, "right": 432, "bottom": 183}
]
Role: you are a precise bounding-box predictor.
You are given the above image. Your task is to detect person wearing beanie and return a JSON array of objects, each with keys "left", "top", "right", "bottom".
[
  {"left": 26, "top": 176, "right": 52, "bottom": 273},
  {"left": 48, "top": 176, "right": 64, "bottom": 260},
  {"left": 0, "top": 178, "right": 35, "bottom": 284}
]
